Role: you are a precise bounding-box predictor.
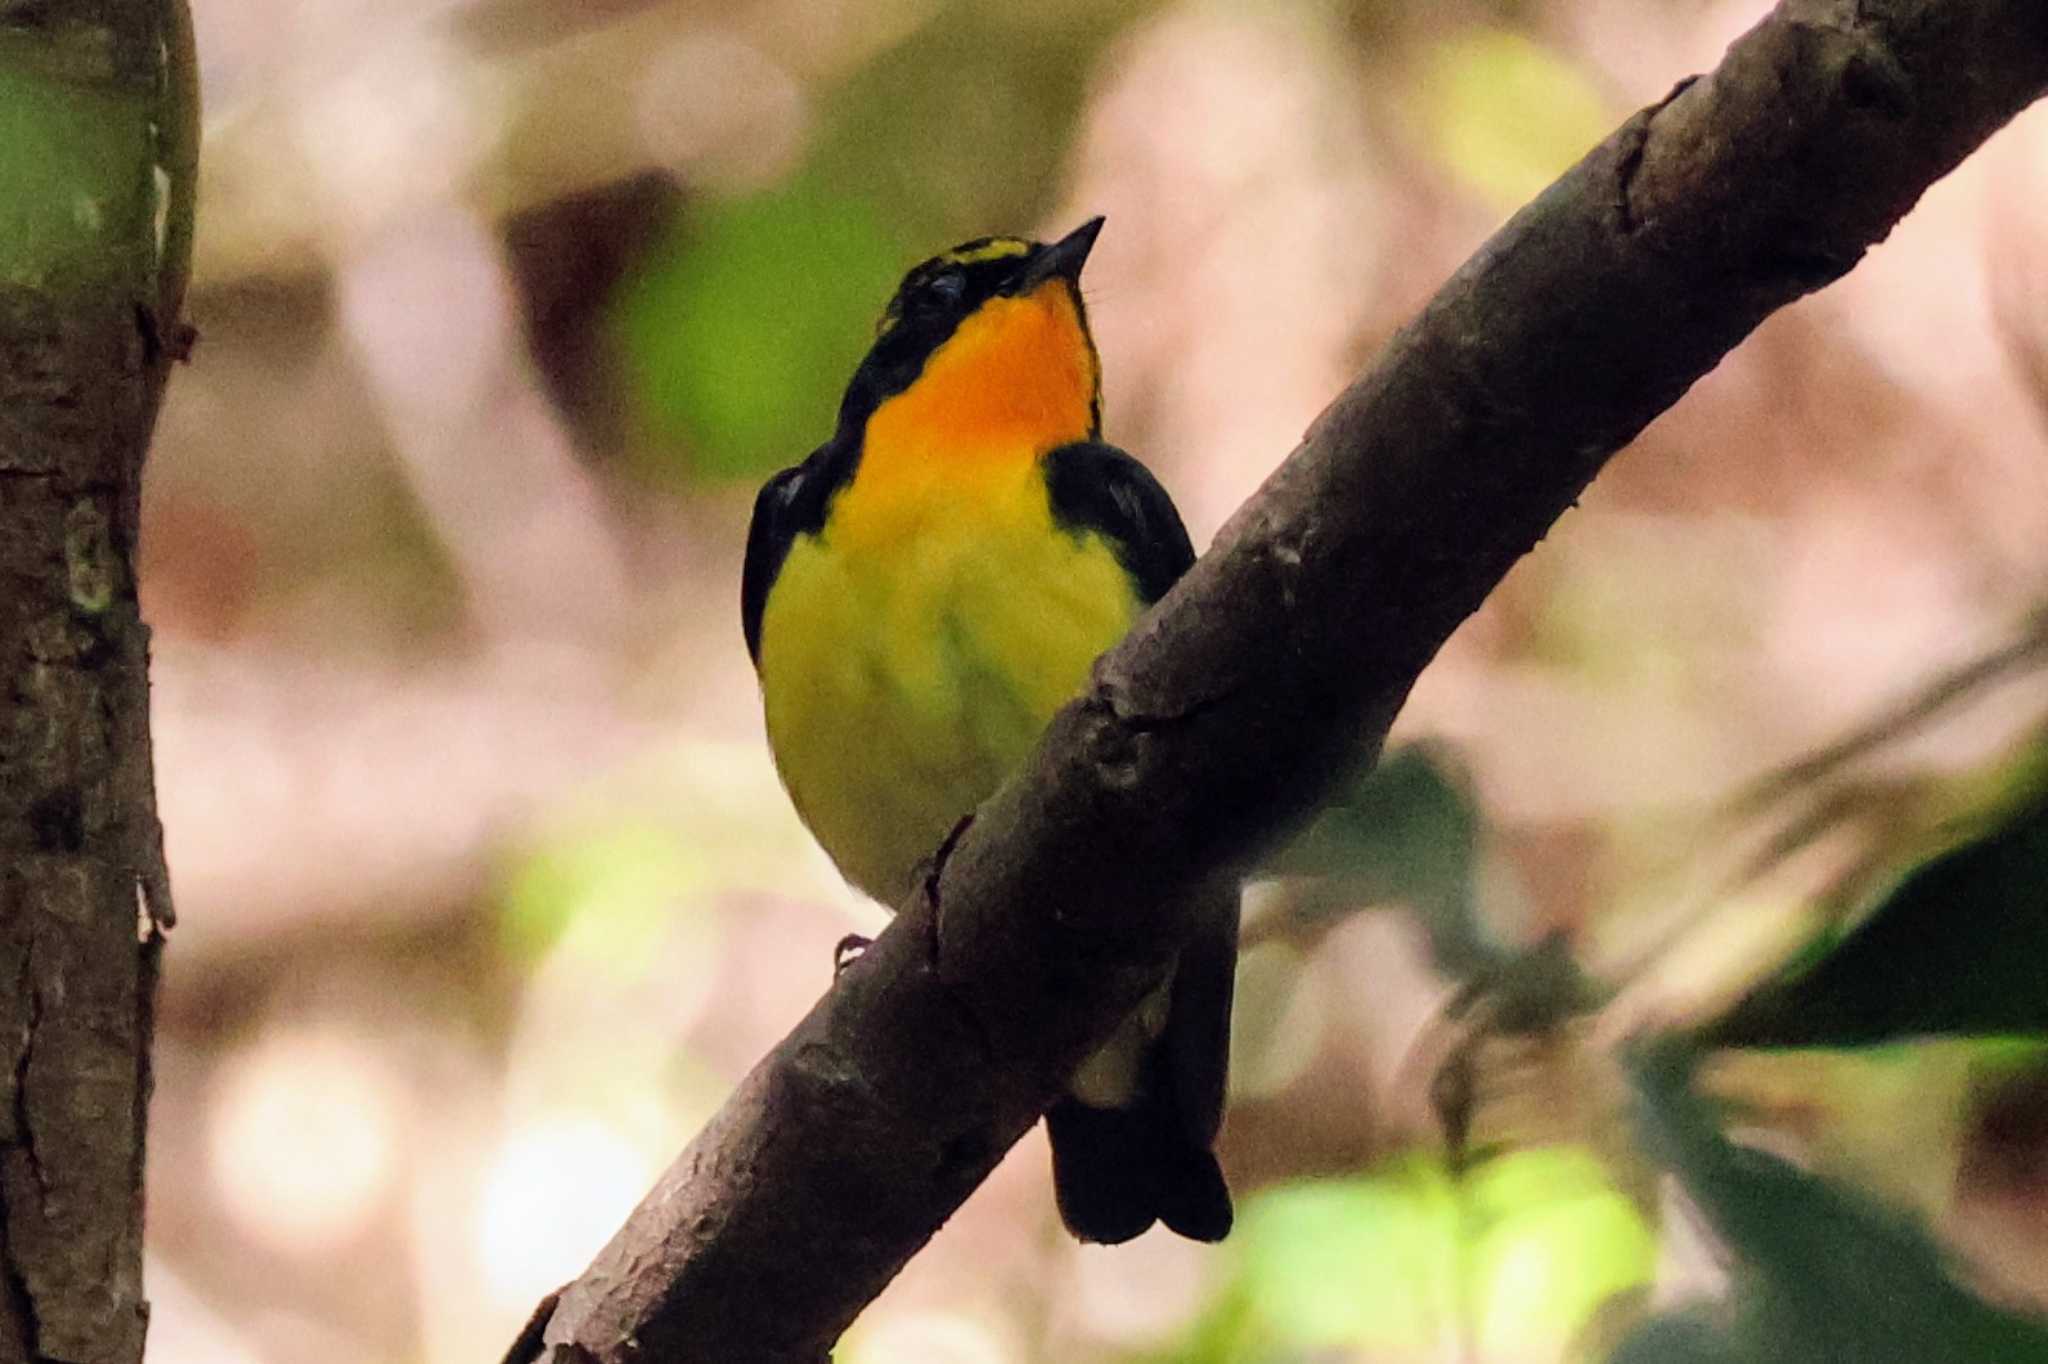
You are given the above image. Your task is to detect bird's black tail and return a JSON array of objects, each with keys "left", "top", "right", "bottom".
[
  {"left": 1044, "top": 879, "right": 1239, "bottom": 1244},
  {"left": 1046, "top": 1089, "right": 1232, "bottom": 1244}
]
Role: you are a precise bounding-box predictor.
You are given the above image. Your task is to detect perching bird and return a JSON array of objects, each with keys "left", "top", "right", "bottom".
[{"left": 741, "top": 217, "right": 1235, "bottom": 1243}]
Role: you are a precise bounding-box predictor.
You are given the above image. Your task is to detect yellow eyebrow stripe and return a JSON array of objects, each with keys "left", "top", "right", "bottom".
[{"left": 942, "top": 238, "right": 1029, "bottom": 266}]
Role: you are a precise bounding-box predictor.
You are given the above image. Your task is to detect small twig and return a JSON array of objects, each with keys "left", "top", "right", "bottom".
[{"left": 1729, "top": 606, "right": 2048, "bottom": 816}]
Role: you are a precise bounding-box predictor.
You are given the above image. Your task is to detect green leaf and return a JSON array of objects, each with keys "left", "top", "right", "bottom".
[
  {"left": 1703, "top": 786, "right": 2048, "bottom": 1048},
  {"left": 1618, "top": 1046, "right": 2048, "bottom": 1364}
]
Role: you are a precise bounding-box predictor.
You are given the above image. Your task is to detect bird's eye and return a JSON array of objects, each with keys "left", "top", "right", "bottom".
[{"left": 926, "top": 270, "right": 966, "bottom": 305}]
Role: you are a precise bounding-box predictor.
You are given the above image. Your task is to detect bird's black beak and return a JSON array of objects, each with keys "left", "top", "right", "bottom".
[{"left": 1028, "top": 216, "right": 1105, "bottom": 287}]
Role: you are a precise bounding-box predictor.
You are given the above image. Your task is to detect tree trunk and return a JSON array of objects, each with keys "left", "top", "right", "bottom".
[{"left": 0, "top": 2, "right": 196, "bottom": 1360}]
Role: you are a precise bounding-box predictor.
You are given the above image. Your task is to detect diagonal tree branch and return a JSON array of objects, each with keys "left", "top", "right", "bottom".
[{"left": 511, "top": 2, "right": 2048, "bottom": 1360}]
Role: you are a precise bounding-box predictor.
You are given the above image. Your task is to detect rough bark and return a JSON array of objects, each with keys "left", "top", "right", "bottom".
[
  {"left": 0, "top": 2, "right": 196, "bottom": 1360},
  {"left": 512, "top": 0, "right": 2048, "bottom": 1360}
]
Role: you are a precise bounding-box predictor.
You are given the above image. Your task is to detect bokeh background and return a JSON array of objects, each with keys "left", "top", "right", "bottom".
[{"left": 142, "top": 0, "right": 2048, "bottom": 1360}]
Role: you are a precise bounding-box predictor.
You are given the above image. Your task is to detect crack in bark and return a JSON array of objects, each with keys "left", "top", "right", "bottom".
[
  {"left": 0, "top": 1191, "right": 40, "bottom": 1363},
  {"left": 13, "top": 972, "right": 46, "bottom": 1205},
  {"left": 923, "top": 925, "right": 997, "bottom": 1073},
  {"left": 0, "top": 941, "right": 42, "bottom": 1361},
  {"left": 1615, "top": 76, "right": 1696, "bottom": 235},
  {"left": 1097, "top": 675, "right": 1238, "bottom": 734},
  {"left": 920, "top": 822, "right": 1004, "bottom": 1091},
  {"left": 1838, "top": 42, "right": 1913, "bottom": 118}
]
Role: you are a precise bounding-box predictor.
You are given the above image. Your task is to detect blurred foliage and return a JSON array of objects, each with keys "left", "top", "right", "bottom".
[
  {"left": 1263, "top": 650, "right": 2048, "bottom": 1364},
  {"left": 1245, "top": 652, "right": 2048, "bottom": 1364},
  {"left": 1270, "top": 744, "right": 1504, "bottom": 976},
  {"left": 1612, "top": 1047, "right": 2048, "bottom": 1364},
  {"left": 1704, "top": 760, "right": 2048, "bottom": 1048},
  {"left": 1270, "top": 744, "right": 1604, "bottom": 1036},
  {"left": 613, "top": 175, "right": 904, "bottom": 483},
  {"left": 806, "top": 1, "right": 1148, "bottom": 241},
  {"left": 1412, "top": 27, "right": 1613, "bottom": 212},
  {"left": 1165, "top": 1147, "right": 1654, "bottom": 1362},
  {"left": 612, "top": 0, "right": 1151, "bottom": 486},
  {"left": 499, "top": 819, "right": 721, "bottom": 970}
]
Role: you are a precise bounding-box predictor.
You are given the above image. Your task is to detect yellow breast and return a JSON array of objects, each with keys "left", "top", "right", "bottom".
[{"left": 757, "top": 463, "right": 1139, "bottom": 905}]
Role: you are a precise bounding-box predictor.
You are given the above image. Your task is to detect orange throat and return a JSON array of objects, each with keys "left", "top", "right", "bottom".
[{"left": 862, "top": 281, "right": 1098, "bottom": 475}]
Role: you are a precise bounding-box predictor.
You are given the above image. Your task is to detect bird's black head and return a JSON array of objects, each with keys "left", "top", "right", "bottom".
[{"left": 835, "top": 216, "right": 1105, "bottom": 439}]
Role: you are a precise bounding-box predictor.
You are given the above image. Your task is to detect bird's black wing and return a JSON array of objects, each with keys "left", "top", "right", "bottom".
[
  {"left": 741, "top": 466, "right": 806, "bottom": 668},
  {"left": 1043, "top": 440, "right": 1195, "bottom": 605},
  {"left": 740, "top": 437, "right": 859, "bottom": 667}
]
